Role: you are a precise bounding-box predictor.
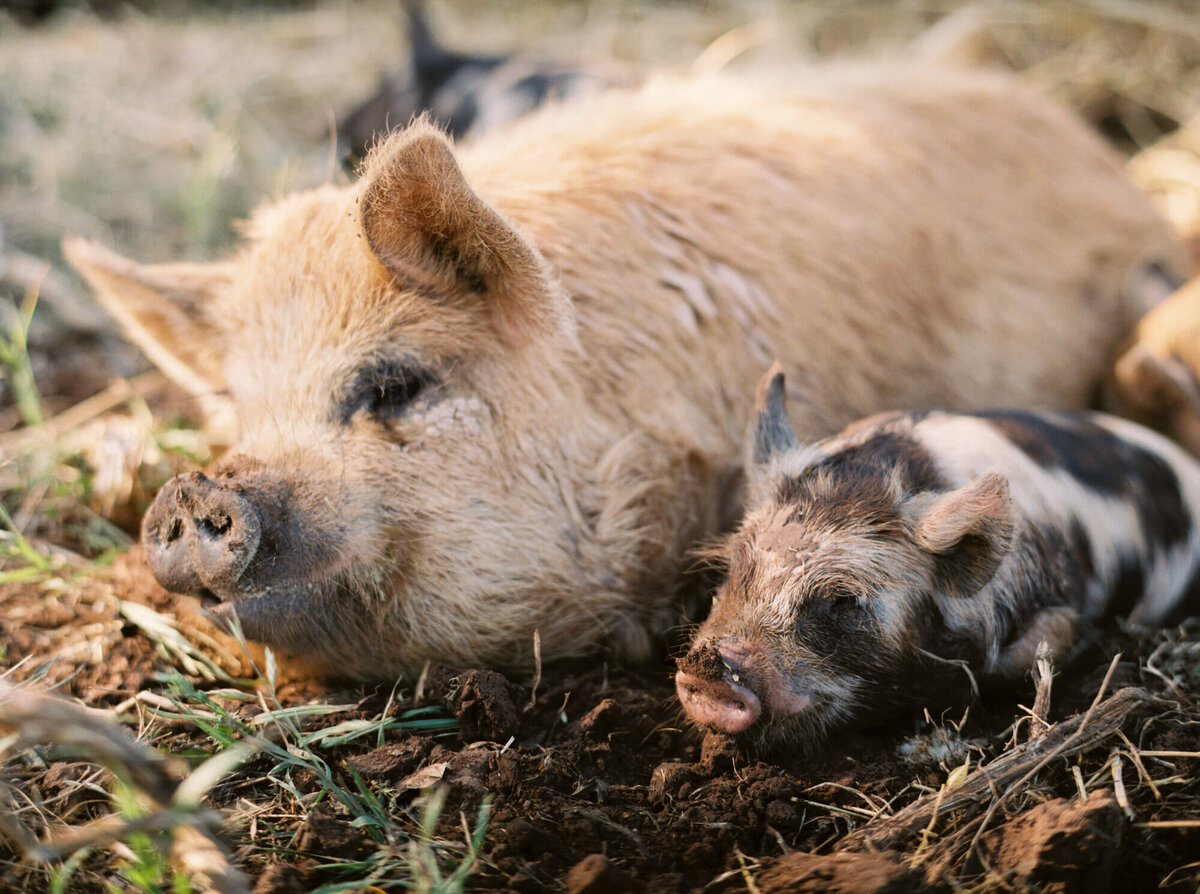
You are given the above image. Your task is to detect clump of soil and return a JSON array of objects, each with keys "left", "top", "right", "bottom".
[
  {"left": 675, "top": 639, "right": 726, "bottom": 681},
  {"left": 975, "top": 791, "right": 1125, "bottom": 893}
]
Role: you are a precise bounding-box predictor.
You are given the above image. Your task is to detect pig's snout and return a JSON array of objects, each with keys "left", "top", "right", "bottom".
[
  {"left": 142, "top": 471, "right": 262, "bottom": 597},
  {"left": 675, "top": 642, "right": 763, "bottom": 734}
]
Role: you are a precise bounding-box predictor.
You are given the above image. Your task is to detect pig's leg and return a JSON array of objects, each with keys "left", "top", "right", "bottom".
[{"left": 993, "top": 606, "right": 1078, "bottom": 678}]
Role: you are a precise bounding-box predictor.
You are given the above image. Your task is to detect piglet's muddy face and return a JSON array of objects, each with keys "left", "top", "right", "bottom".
[
  {"left": 676, "top": 367, "right": 1013, "bottom": 750},
  {"left": 65, "top": 124, "right": 594, "bottom": 680}
]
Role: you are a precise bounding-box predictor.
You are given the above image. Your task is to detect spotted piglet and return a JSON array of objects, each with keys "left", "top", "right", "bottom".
[{"left": 676, "top": 365, "right": 1200, "bottom": 749}]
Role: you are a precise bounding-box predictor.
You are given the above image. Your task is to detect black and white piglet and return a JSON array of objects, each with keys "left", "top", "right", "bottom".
[{"left": 676, "top": 365, "right": 1200, "bottom": 749}]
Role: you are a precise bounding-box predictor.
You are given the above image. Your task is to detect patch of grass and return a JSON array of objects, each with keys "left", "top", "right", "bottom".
[
  {"left": 94, "top": 612, "right": 475, "bottom": 891},
  {"left": 405, "top": 787, "right": 492, "bottom": 894},
  {"left": 0, "top": 678, "right": 255, "bottom": 893},
  {"left": 0, "top": 286, "right": 43, "bottom": 429}
]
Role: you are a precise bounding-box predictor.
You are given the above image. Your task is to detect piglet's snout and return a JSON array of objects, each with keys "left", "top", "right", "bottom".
[
  {"left": 675, "top": 641, "right": 764, "bottom": 734},
  {"left": 142, "top": 471, "right": 262, "bottom": 597}
]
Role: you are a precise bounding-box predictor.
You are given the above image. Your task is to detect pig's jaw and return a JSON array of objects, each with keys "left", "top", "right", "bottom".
[{"left": 205, "top": 580, "right": 370, "bottom": 663}]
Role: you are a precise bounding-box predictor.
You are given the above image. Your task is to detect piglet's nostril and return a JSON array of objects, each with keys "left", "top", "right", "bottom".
[
  {"left": 164, "top": 517, "right": 184, "bottom": 544},
  {"left": 675, "top": 668, "right": 762, "bottom": 734}
]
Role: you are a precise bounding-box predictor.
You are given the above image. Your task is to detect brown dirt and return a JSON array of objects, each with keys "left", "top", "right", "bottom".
[{"left": 3, "top": 554, "right": 1199, "bottom": 892}]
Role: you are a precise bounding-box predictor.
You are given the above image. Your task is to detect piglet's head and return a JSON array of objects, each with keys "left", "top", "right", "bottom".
[{"left": 676, "top": 365, "right": 1014, "bottom": 750}]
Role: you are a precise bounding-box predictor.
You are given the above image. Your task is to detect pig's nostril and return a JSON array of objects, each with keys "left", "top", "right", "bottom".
[
  {"left": 144, "top": 474, "right": 261, "bottom": 596},
  {"left": 197, "top": 514, "right": 232, "bottom": 538}
]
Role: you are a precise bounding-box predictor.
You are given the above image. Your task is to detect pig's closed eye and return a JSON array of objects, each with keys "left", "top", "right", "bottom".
[
  {"left": 342, "top": 360, "right": 438, "bottom": 423},
  {"left": 828, "top": 589, "right": 863, "bottom": 612}
]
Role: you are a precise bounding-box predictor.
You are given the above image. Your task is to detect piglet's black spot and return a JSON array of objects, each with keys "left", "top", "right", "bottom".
[
  {"left": 1164, "top": 561, "right": 1200, "bottom": 625},
  {"left": 1067, "top": 519, "right": 1095, "bottom": 581},
  {"left": 777, "top": 426, "right": 945, "bottom": 511},
  {"left": 1105, "top": 556, "right": 1147, "bottom": 621},
  {"left": 981, "top": 411, "right": 1190, "bottom": 551},
  {"left": 993, "top": 525, "right": 1086, "bottom": 648}
]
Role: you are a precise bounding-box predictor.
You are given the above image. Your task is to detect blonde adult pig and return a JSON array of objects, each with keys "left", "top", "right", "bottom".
[{"left": 65, "top": 70, "right": 1184, "bottom": 679}]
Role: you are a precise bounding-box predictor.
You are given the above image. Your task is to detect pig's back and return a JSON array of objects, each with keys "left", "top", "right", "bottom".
[
  {"left": 461, "top": 69, "right": 1186, "bottom": 455},
  {"left": 909, "top": 410, "right": 1200, "bottom": 627}
]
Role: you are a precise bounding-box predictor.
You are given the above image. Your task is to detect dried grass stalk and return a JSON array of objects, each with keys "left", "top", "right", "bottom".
[{"left": 840, "top": 685, "right": 1162, "bottom": 856}]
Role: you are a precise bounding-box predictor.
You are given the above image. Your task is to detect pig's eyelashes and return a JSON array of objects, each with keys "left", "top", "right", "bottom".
[
  {"left": 828, "top": 589, "right": 864, "bottom": 612},
  {"left": 341, "top": 360, "right": 439, "bottom": 423}
]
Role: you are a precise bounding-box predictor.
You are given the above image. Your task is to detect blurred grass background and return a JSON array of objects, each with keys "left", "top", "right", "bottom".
[{"left": 3, "top": 1, "right": 1198, "bottom": 267}]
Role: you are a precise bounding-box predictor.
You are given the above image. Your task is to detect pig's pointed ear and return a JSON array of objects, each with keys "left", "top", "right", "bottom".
[
  {"left": 358, "top": 123, "right": 575, "bottom": 348},
  {"left": 749, "top": 362, "right": 798, "bottom": 466},
  {"left": 907, "top": 472, "right": 1014, "bottom": 598},
  {"left": 63, "top": 237, "right": 230, "bottom": 394}
]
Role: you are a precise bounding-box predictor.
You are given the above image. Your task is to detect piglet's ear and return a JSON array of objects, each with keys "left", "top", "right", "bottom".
[
  {"left": 359, "top": 121, "right": 575, "bottom": 348},
  {"left": 62, "top": 237, "right": 231, "bottom": 395},
  {"left": 750, "top": 362, "right": 798, "bottom": 465},
  {"left": 911, "top": 472, "right": 1013, "bottom": 553},
  {"left": 907, "top": 472, "right": 1014, "bottom": 598}
]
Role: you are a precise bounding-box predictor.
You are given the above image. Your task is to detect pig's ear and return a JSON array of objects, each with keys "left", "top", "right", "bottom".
[
  {"left": 907, "top": 472, "right": 1014, "bottom": 598},
  {"left": 63, "top": 238, "right": 230, "bottom": 394},
  {"left": 749, "top": 362, "right": 798, "bottom": 465},
  {"left": 359, "top": 123, "right": 575, "bottom": 348}
]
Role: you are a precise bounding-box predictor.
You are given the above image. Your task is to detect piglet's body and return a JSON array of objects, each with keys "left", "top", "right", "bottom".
[{"left": 677, "top": 370, "right": 1200, "bottom": 749}]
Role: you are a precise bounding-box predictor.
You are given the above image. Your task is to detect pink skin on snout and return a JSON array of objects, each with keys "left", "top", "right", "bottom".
[
  {"left": 675, "top": 640, "right": 813, "bottom": 734},
  {"left": 675, "top": 670, "right": 763, "bottom": 733}
]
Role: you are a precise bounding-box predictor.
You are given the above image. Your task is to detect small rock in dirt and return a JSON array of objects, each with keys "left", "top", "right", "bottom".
[
  {"left": 976, "top": 790, "right": 1124, "bottom": 894},
  {"left": 566, "top": 853, "right": 630, "bottom": 894},
  {"left": 504, "top": 816, "right": 562, "bottom": 861},
  {"left": 579, "top": 698, "right": 623, "bottom": 737},
  {"left": 251, "top": 863, "right": 306, "bottom": 894},
  {"left": 682, "top": 839, "right": 723, "bottom": 872},
  {"left": 697, "top": 730, "right": 740, "bottom": 775},
  {"left": 488, "top": 752, "right": 521, "bottom": 794},
  {"left": 412, "top": 747, "right": 498, "bottom": 804},
  {"left": 344, "top": 736, "right": 434, "bottom": 781},
  {"left": 755, "top": 851, "right": 926, "bottom": 894},
  {"left": 295, "top": 812, "right": 369, "bottom": 861},
  {"left": 766, "top": 799, "right": 800, "bottom": 829},
  {"left": 445, "top": 669, "right": 523, "bottom": 743},
  {"left": 649, "top": 761, "right": 694, "bottom": 804}
]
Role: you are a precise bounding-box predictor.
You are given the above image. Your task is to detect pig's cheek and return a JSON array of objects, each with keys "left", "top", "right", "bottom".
[
  {"left": 772, "top": 688, "right": 814, "bottom": 716},
  {"left": 410, "top": 396, "right": 490, "bottom": 438}
]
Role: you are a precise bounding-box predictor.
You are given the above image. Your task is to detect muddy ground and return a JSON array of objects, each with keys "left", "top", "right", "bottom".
[{"left": 3, "top": 549, "right": 1200, "bottom": 892}]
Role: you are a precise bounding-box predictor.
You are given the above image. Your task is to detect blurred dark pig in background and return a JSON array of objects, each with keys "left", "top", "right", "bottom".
[{"left": 338, "top": 0, "right": 623, "bottom": 166}]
